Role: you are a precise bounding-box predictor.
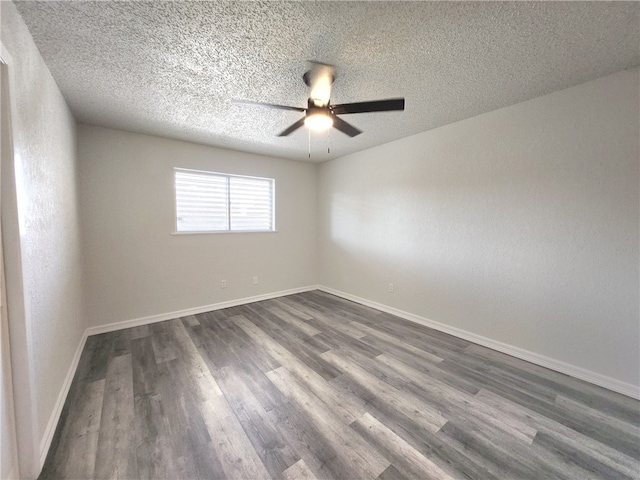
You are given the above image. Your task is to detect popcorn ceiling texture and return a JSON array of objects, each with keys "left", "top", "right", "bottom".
[{"left": 14, "top": 1, "right": 640, "bottom": 161}]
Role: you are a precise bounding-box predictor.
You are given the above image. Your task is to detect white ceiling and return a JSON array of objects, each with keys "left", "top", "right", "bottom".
[{"left": 14, "top": 1, "right": 640, "bottom": 162}]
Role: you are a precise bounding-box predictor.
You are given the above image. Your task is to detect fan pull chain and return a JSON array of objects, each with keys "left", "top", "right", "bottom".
[
  {"left": 327, "top": 128, "right": 330, "bottom": 154},
  {"left": 308, "top": 129, "right": 311, "bottom": 159}
]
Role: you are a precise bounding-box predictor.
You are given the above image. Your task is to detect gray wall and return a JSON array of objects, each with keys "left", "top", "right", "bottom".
[
  {"left": 78, "top": 125, "right": 318, "bottom": 328},
  {"left": 318, "top": 69, "right": 639, "bottom": 391},
  {"left": 1, "top": 2, "right": 84, "bottom": 476},
  {"left": 1, "top": 6, "right": 19, "bottom": 476}
]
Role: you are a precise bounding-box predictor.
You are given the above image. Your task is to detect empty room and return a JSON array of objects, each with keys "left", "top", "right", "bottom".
[{"left": 1, "top": 1, "right": 639, "bottom": 479}]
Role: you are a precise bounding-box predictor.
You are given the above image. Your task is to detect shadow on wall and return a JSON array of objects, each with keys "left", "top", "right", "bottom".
[{"left": 321, "top": 80, "right": 638, "bottom": 385}]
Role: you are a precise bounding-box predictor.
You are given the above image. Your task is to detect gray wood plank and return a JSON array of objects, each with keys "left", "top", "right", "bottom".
[
  {"left": 167, "top": 319, "right": 223, "bottom": 400},
  {"left": 272, "top": 298, "right": 314, "bottom": 321},
  {"left": 242, "top": 303, "right": 335, "bottom": 356},
  {"left": 218, "top": 313, "right": 282, "bottom": 374},
  {"left": 349, "top": 322, "right": 443, "bottom": 364},
  {"left": 39, "top": 335, "right": 110, "bottom": 477},
  {"left": 262, "top": 300, "right": 322, "bottom": 337},
  {"left": 321, "top": 349, "right": 448, "bottom": 434},
  {"left": 236, "top": 311, "right": 367, "bottom": 426},
  {"left": 200, "top": 393, "right": 272, "bottom": 480},
  {"left": 438, "top": 417, "right": 604, "bottom": 480},
  {"left": 234, "top": 313, "right": 342, "bottom": 381},
  {"left": 331, "top": 373, "right": 501, "bottom": 480},
  {"left": 82, "top": 333, "right": 113, "bottom": 383},
  {"left": 109, "top": 329, "right": 131, "bottom": 357},
  {"left": 277, "top": 296, "right": 371, "bottom": 341},
  {"left": 40, "top": 379, "right": 105, "bottom": 480},
  {"left": 377, "top": 353, "right": 538, "bottom": 444},
  {"left": 131, "top": 335, "right": 158, "bottom": 397},
  {"left": 216, "top": 364, "right": 299, "bottom": 477},
  {"left": 455, "top": 358, "right": 640, "bottom": 459},
  {"left": 465, "top": 343, "right": 640, "bottom": 424},
  {"left": 351, "top": 412, "right": 455, "bottom": 480},
  {"left": 356, "top": 333, "right": 480, "bottom": 395},
  {"left": 552, "top": 394, "right": 640, "bottom": 459},
  {"left": 294, "top": 292, "right": 382, "bottom": 327},
  {"left": 376, "top": 464, "right": 409, "bottom": 480},
  {"left": 533, "top": 431, "right": 637, "bottom": 480},
  {"left": 475, "top": 387, "right": 640, "bottom": 478},
  {"left": 128, "top": 324, "right": 150, "bottom": 340},
  {"left": 438, "top": 420, "right": 547, "bottom": 479},
  {"left": 94, "top": 354, "right": 136, "bottom": 479},
  {"left": 194, "top": 317, "right": 287, "bottom": 413},
  {"left": 327, "top": 344, "right": 408, "bottom": 391},
  {"left": 373, "top": 309, "right": 470, "bottom": 350},
  {"left": 265, "top": 401, "right": 341, "bottom": 480},
  {"left": 154, "top": 358, "right": 220, "bottom": 479},
  {"left": 267, "top": 366, "right": 391, "bottom": 479},
  {"left": 150, "top": 321, "right": 180, "bottom": 364},
  {"left": 281, "top": 458, "right": 319, "bottom": 480},
  {"left": 133, "top": 391, "right": 182, "bottom": 480},
  {"left": 181, "top": 315, "right": 200, "bottom": 327}
]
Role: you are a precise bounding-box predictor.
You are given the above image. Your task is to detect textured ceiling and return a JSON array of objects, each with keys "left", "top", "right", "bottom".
[{"left": 14, "top": 1, "right": 640, "bottom": 162}]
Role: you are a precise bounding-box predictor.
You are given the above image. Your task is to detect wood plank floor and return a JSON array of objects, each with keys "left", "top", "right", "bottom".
[{"left": 40, "top": 290, "right": 640, "bottom": 479}]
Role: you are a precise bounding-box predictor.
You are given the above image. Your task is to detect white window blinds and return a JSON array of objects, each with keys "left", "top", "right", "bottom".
[{"left": 175, "top": 169, "right": 274, "bottom": 232}]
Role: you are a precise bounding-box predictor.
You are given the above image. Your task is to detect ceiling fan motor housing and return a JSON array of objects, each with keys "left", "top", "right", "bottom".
[
  {"left": 306, "top": 101, "right": 331, "bottom": 114},
  {"left": 304, "top": 65, "right": 336, "bottom": 107},
  {"left": 303, "top": 69, "right": 335, "bottom": 88}
]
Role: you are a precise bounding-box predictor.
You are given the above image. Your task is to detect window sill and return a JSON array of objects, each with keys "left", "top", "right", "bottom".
[{"left": 171, "top": 230, "right": 278, "bottom": 235}]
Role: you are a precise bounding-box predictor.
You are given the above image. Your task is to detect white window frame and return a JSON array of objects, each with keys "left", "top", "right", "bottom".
[{"left": 173, "top": 168, "right": 276, "bottom": 234}]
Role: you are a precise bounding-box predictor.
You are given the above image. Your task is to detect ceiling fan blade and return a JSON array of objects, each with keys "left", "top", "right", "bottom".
[
  {"left": 332, "top": 116, "right": 362, "bottom": 137},
  {"left": 331, "top": 98, "right": 405, "bottom": 115},
  {"left": 277, "top": 118, "right": 306, "bottom": 136},
  {"left": 232, "top": 99, "right": 306, "bottom": 113}
]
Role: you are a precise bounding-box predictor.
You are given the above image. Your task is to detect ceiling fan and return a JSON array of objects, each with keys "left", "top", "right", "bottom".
[{"left": 233, "top": 62, "right": 405, "bottom": 138}]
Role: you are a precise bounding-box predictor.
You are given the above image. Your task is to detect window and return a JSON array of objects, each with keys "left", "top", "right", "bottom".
[{"left": 174, "top": 168, "right": 275, "bottom": 233}]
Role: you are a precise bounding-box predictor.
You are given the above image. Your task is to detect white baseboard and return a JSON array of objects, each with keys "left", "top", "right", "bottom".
[
  {"left": 39, "top": 330, "right": 88, "bottom": 470},
  {"left": 317, "top": 286, "right": 640, "bottom": 400},
  {"left": 85, "top": 285, "right": 319, "bottom": 337}
]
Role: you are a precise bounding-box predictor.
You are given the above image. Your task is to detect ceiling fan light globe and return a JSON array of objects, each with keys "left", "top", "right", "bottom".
[{"left": 304, "top": 113, "right": 333, "bottom": 131}]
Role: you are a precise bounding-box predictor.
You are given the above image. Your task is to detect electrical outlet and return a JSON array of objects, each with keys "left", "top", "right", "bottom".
[
  {"left": 253, "top": 276, "right": 259, "bottom": 285},
  {"left": 221, "top": 280, "right": 227, "bottom": 288},
  {"left": 388, "top": 283, "right": 395, "bottom": 293}
]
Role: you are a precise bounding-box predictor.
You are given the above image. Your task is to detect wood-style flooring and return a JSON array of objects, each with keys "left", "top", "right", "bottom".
[{"left": 40, "top": 290, "right": 640, "bottom": 479}]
